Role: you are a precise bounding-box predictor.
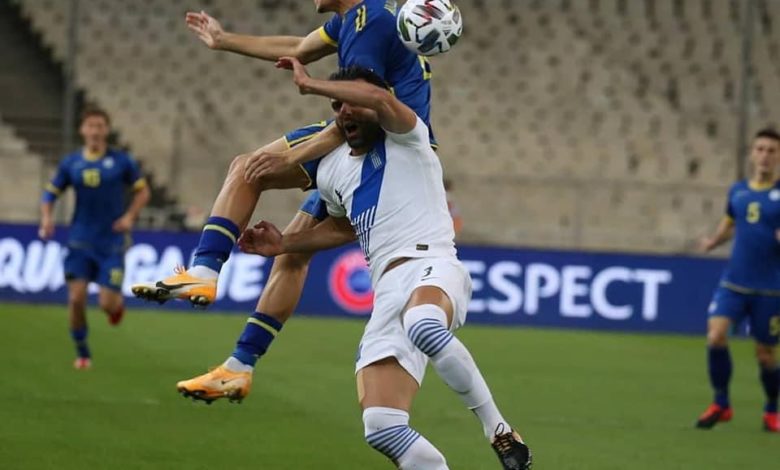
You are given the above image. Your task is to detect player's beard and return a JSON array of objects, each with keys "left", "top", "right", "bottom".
[{"left": 339, "top": 120, "right": 382, "bottom": 152}]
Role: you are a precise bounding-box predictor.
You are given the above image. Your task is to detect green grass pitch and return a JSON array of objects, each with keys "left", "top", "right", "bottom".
[{"left": 0, "top": 302, "right": 778, "bottom": 469}]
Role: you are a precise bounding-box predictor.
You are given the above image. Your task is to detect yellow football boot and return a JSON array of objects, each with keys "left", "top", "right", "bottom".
[
  {"left": 131, "top": 266, "right": 217, "bottom": 307},
  {"left": 176, "top": 365, "right": 252, "bottom": 404}
]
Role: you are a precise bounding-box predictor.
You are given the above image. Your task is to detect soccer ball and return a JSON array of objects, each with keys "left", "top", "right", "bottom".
[{"left": 397, "top": 0, "right": 463, "bottom": 57}]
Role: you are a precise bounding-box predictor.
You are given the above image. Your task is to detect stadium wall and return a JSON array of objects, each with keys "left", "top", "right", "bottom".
[{"left": 0, "top": 223, "right": 726, "bottom": 335}]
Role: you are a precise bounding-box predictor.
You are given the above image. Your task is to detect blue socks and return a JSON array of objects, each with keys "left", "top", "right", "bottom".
[
  {"left": 760, "top": 365, "right": 780, "bottom": 413},
  {"left": 192, "top": 216, "right": 241, "bottom": 273},
  {"left": 708, "top": 346, "right": 732, "bottom": 407},
  {"left": 70, "top": 327, "right": 90, "bottom": 359},
  {"left": 231, "top": 312, "right": 283, "bottom": 366}
]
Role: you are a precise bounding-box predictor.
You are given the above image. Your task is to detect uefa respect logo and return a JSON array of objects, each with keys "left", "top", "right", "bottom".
[{"left": 328, "top": 249, "right": 373, "bottom": 314}]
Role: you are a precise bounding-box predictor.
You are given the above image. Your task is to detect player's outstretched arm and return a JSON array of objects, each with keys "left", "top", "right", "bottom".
[
  {"left": 113, "top": 183, "right": 151, "bottom": 233},
  {"left": 277, "top": 57, "right": 418, "bottom": 134},
  {"left": 238, "top": 218, "right": 356, "bottom": 257},
  {"left": 244, "top": 124, "right": 344, "bottom": 184},
  {"left": 185, "top": 11, "right": 336, "bottom": 64},
  {"left": 699, "top": 216, "right": 734, "bottom": 252}
]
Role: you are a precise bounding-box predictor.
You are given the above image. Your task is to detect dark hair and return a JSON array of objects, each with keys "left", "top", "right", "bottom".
[
  {"left": 80, "top": 106, "right": 111, "bottom": 126},
  {"left": 329, "top": 65, "right": 390, "bottom": 90},
  {"left": 755, "top": 128, "right": 780, "bottom": 142}
]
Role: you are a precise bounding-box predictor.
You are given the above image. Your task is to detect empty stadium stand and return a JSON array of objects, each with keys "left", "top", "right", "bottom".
[{"left": 3, "top": 0, "right": 777, "bottom": 253}]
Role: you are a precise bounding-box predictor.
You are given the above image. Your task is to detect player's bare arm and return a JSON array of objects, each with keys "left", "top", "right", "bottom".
[
  {"left": 277, "top": 57, "right": 418, "bottom": 134},
  {"left": 38, "top": 201, "right": 55, "bottom": 240},
  {"left": 238, "top": 218, "right": 355, "bottom": 257},
  {"left": 112, "top": 183, "right": 151, "bottom": 233},
  {"left": 699, "top": 217, "right": 735, "bottom": 253},
  {"left": 185, "top": 11, "right": 336, "bottom": 64},
  {"left": 244, "top": 123, "right": 344, "bottom": 184}
]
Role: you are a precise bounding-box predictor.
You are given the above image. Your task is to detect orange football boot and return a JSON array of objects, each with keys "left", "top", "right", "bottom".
[
  {"left": 176, "top": 365, "right": 252, "bottom": 404},
  {"left": 131, "top": 266, "right": 217, "bottom": 307}
]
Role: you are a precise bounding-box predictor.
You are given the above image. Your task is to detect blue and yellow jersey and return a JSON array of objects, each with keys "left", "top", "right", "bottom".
[
  {"left": 721, "top": 179, "right": 780, "bottom": 294},
  {"left": 42, "top": 148, "right": 146, "bottom": 253},
  {"left": 319, "top": 0, "right": 434, "bottom": 144}
]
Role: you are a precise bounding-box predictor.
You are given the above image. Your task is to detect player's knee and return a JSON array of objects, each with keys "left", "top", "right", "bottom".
[
  {"left": 403, "top": 304, "right": 453, "bottom": 357},
  {"left": 756, "top": 345, "right": 777, "bottom": 368},
  {"left": 707, "top": 328, "right": 729, "bottom": 347},
  {"left": 68, "top": 293, "right": 87, "bottom": 312},
  {"left": 229, "top": 152, "right": 250, "bottom": 173},
  {"left": 363, "top": 407, "right": 421, "bottom": 463}
]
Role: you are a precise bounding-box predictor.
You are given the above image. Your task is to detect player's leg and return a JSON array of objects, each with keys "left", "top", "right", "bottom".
[
  {"left": 399, "top": 259, "right": 531, "bottom": 469},
  {"left": 67, "top": 279, "right": 91, "bottom": 369},
  {"left": 358, "top": 358, "right": 449, "bottom": 469},
  {"left": 696, "top": 287, "right": 742, "bottom": 428},
  {"left": 97, "top": 253, "right": 126, "bottom": 326},
  {"left": 176, "top": 206, "right": 324, "bottom": 403},
  {"left": 132, "top": 137, "right": 311, "bottom": 307},
  {"left": 63, "top": 248, "right": 96, "bottom": 369},
  {"left": 749, "top": 296, "right": 780, "bottom": 432}
]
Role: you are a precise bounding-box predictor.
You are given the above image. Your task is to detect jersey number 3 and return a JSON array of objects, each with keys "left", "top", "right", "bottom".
[
  {"left": 82, "top": 169, "right": 101, "bottom": 188},
  {"left": 746, "top": 201, "right": 761, "bottom": 223}
]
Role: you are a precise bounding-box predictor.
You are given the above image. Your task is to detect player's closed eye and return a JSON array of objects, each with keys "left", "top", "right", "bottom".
[{"left": 331, "top": 100, "right": 343, "bottom": 112}]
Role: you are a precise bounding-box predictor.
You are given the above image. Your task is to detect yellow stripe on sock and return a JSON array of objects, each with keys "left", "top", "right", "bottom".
[
  {"left": 247, "top": 317, "right": 279, "bottom": 337},
  {"left": 203, "top": 224, "right": 237, "bottom": 243}
]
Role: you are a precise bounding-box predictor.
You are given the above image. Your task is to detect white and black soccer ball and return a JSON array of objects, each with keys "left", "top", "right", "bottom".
[{"left": 397, "top": 0, "right": 463, "bottom": 57}]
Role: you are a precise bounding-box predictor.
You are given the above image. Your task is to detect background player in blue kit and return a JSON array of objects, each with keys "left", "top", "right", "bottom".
[
  {"left": 133, "top": 1, "right": 445, "bottom": 399},
  {"left": 696, "top": 129, "right": 780, "bottom": 432},
  {"left": 39, "top": 108, "right": 150, "bottom": 369}
]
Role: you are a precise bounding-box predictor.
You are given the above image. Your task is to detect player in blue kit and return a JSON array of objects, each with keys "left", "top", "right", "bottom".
[
  {"left": 133, "top": 1, "right": 443, "bottom": 394},
  {"left": 696, "top": 129, "right": 780, "bottom": 432},
  {"left": 40, "top": 108, "right": 150, "bottom": 369},
  {"left": 133, "top": 0, "right": 434, "bottom": 306}
]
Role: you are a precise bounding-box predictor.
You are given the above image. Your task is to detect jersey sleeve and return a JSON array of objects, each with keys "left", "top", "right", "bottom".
[
  {"left": 384, "top": 117, "right": 430, "bottom": 148},
  {"left": 319, "top": 14, "right": 341, "bottom": 48},
  {"left": 342, "top": 7, "right": 396, "bottom": 78},
  {"left": 42, "top": 157, "right": 71, "bottom": 202},
  {"left": 122, "top": 154, "right": 147, "bottom": 191},
  {"left": 321, "top": 191, "right": 347, "bottom": 218}
]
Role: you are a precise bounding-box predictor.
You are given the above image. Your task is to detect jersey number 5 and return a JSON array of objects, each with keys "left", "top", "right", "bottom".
[
  {"left": 82, "top": 169, "right": 101, "bottom": 188},
  {"left": 747, "top": 201, "right": 761, "bottom": 223}
]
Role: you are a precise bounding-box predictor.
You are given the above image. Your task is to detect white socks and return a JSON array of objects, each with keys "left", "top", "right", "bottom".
[
  {"left": 223, "top": 356, "right": 253, "bottom": 373},
  {"left": 404, "top": 304, "right": 511, "bottom": 439},
  {"left": 188, "top": 265, "right": 219, "bottom": 279},
  {"left": 363, "top": 407, "right": 448, "bottom": 469}
]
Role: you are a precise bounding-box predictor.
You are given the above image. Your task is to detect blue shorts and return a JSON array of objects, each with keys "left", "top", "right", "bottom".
[
  {"left": 709, "top": 286, "right": 780, "bottom": 345},
  {"left": 64, "top": 247, "right": 125, "bottom": 291}
]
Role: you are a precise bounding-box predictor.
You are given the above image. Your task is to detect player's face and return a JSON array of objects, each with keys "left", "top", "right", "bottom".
[
  {"left": 313, "top": 0, "right": 339, "bottom": 13},
  {"left": 332, "top": 93, "right": 383, "bottom": 151},
  {"left": 750, "top": 137, "right": 780, "bottom": 175},
  {"left": 79, "top": 116, "right": 110, "bottom": 149}
]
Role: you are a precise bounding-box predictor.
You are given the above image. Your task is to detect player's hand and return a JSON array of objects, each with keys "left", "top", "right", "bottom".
[
  {"left": 775, "top": 229, "right": 780, "bottom": 243},
  {"left": 698, "top": 236, "right": 717, "bottom": 253},
  {"left": 112, "top": 214, "right": 134, "bottom": 233},
  {"left": 38, "top": 218, "right": 54, "bottom": 240},
  {"left": 276, "top": 57, "right": 312, "bottom": 93},
  {"left": 237, "top": 220, "right": 284, "bottom": 257},
  {"left": 185, "top": 11, "right": 224, "bottom": 49},
  {"left": 244, "top": 149, "right": 293, "bottom": 184}
]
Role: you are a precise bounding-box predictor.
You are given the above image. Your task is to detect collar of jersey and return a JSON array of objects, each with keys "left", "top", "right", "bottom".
[
  {"left": 748, "top": 179, "right": 776, "bottom": 191},
  {"left": 82, "top": 147, "right": 106, "bottom": 161}
]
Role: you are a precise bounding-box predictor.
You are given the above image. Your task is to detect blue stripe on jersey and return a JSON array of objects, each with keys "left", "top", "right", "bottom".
[{"left": 351, "top": 141, "right": 387, "bottom": 262}]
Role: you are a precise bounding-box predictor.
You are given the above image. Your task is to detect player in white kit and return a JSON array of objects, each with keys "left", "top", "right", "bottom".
[{"left": 237, "top": 57, "right": 533, "bottom": 470}]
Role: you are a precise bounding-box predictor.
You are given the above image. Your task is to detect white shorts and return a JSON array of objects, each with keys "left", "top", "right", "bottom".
[{"left": 354, "top": 257, "right": 472, "bottom": 385}]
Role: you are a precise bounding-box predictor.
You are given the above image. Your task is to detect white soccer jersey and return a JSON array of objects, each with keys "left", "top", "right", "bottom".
[{"left": 315, "top": 117, "right": 457, "bottom": 286}]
